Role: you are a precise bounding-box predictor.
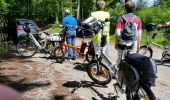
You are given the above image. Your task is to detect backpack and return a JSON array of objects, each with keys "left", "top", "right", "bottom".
[{"left": 121, "top": 15, "right": 137, "bottom": 40}]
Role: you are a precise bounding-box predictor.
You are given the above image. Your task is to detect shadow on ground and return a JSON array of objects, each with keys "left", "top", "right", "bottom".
[
  {"left": 53, "top": 94, "right": 67, "bottom": 100},
  {"left": 62, "top": 80, "right": 117, "bottom": 100},
  {"left": 73, "top": 63, "right": 88, "bottom": 72},
  {"left": 154, "top": 59, "right": 170, "bottom": 67},
  {"left": 0, "top": 75, "right": 50, "bottom": 92}
]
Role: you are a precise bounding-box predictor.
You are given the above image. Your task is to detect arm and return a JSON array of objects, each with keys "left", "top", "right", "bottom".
[
  {"left": 137, "top": 18, "right": 142, "bottom": 49},
  {"left": 159, "top": 21, "right": 170, "bottom": 27},
  {"left": 115, "top": 16, "right": 122, "bottom": 49}
]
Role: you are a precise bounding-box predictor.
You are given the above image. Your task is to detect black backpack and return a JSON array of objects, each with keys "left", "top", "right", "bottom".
[{"left": 121, "top": 15, "right": 137, "bottom": 40}]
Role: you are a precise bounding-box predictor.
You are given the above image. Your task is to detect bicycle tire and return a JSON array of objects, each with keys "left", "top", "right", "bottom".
[
  {"left": 17, "top": 39, "right": 37, "bottom": 57},
  {"left": 126, "top": 84, "right": 156, "bottom": 100},
  {"left": 54, "top": 47, "right": 65, "bottom": 63},
  {"left": 87, "top": 60, "right": 112, "bottom": 85},
  {"left": 138, "top": 46, "right": 152, "bottom": 58}
]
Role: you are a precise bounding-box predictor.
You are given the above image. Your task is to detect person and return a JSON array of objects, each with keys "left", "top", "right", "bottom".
[
  {"left": 91, "top": 0, "right": 110, "bottom": 57},
  {"left": 159, "top": 21, "right": 170, "bottom": 27},
  {"left": 0, "top": 84, "right": 23, "bottom": 100},
  {"left": 62, "top": 9, "right": 78, "bottom": 62},
  {"left": 115, "top": 0, "right": 142, "bottom": 63}
]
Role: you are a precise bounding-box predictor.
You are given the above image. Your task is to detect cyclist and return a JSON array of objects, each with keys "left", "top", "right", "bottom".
[
  {"left": 115, "top": 0, "right": 142, "bottom": 63},
  {"left": 62, "top": 9, "right": 78, "bottom": 62},
  {"left": 91, "top": 0, "right": 110, "bottom": 57}
]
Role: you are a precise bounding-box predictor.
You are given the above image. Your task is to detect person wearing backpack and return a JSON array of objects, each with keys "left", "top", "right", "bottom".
[{"left": 115, "top": 0, "right": 142, "bottom": 63}]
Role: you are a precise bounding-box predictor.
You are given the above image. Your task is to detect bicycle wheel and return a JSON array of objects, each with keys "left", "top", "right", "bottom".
[
  {"left": 54, "top": 47, "right": 65, "bottom": 63},
  {"left": 138, "top": 46, "right": 152, "bottom": 58},
  {"left": 17, "top": 39, "right": 37, "bottom": 57},
  {"left": 126, "top": 84, "right": 156, "bottom": 100},
  {"left": 87, "top": 61, "right": 112, "bottom": 85}
]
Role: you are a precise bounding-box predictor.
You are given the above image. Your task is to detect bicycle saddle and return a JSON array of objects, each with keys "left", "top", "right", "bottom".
[{"left": 117, "top": 39, "right": 134, "bottom": 50}]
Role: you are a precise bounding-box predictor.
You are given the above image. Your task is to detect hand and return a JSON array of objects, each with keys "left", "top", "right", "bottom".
[{"left": 158, "top": 24, "right": 162, "bottom": 28}]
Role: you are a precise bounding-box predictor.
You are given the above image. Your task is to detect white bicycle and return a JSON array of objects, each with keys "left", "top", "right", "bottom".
[{"left": 16, "top": 23, "right": 61, "bottom": 57}]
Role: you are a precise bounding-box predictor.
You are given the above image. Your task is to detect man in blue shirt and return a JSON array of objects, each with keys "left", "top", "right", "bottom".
[{"left": 62, "top": 9, "right": 78, "bottom": 61}]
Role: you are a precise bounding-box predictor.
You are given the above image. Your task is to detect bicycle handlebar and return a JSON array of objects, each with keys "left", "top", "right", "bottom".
[
  {"left": 146, "top": 23, "right": 161, "bottom": 32},
  {"left": 98, "top": 17, "right": 113, "bottom": 24}
]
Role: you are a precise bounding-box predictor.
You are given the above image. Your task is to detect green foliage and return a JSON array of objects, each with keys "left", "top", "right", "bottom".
[
  {"left": 136, "top": 2, "right": 170, "bottom": 28},
  {"left": 0, "top": 0, "right": 169, "bottom": 46},
  {"left": 141, "top": 29, "right": 170, "bottom": 46},
  {"left": 0, "top": 0, "right": 8, "bottom": 21}
]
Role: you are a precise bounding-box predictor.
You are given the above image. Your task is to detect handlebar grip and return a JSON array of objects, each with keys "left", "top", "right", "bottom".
[
  {"left": 105, "top": 16, "right": 113, "bottom": 22},
  {"left": 98, "top": 16, "right": 113, "bottom": 23}
]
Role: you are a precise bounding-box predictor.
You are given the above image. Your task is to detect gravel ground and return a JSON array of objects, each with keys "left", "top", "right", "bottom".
[{"left": 0, "top": 38, "right": 170, "bottom": 100}]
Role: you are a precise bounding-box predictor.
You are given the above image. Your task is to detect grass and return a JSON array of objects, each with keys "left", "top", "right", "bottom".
[
  {"left": 42, "top": 24, "right": 62, "bottom": 34},
  {"left": 141, "top": 30, "right": 170, "bottom": 46},
  {"left": 109, "top": 35, "right": 115, "bottom": 44}
]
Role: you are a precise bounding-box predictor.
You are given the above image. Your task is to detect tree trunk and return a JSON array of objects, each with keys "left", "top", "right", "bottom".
[
  {"left": 61, "top": 1, "right": 64, "bottom": 19},
  {"left": 77, "top": 0, "right": 80, "bottom": 20},
  {"left": 70, "top": 0, "right": 72, "bottom": 11}
]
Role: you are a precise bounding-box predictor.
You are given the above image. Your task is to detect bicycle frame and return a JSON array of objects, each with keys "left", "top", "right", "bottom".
[
  {"left": 140, "top": 23, "right": 170, "bottom": 60},
  {"left": 61, "top": 42, "right": 81, "bottom": 52},
  {"left": 28, "top": 32, "right": 43, "bottom": 50}
]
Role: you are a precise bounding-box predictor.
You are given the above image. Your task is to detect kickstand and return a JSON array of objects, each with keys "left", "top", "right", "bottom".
[
  {"left": 113, "top": 83, "right": 119, "bottom": 96},
  {"left": 82, "top": 59, "right": 87, "bottom": 64}
]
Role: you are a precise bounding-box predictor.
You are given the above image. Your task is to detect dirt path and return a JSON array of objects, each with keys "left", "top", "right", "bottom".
[{"left": 0, "top": 38, "right": 170, "bottom": 100}]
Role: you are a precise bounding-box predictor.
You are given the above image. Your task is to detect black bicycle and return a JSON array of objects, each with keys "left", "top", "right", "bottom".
[{"left": 87, "top": 38, "right": 157, "bottom": 100}]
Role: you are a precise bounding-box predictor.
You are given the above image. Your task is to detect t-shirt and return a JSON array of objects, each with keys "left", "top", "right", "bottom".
[{"left": 62, "top": 15, "right": 77, "bottom": 30}]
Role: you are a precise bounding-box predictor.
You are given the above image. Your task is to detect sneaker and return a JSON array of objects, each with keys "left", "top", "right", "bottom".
[{"left": 72, "top": 56, "right": 76, "bottom": 60}]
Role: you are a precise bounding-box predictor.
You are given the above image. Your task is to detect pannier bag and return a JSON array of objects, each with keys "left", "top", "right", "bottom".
[
  {"left": 120, "top": 61, "right": 140, "bottom": 91},
  {"left": 82, "top": 17, "right": 101, "bottom": 35},
  {"left": 125, "top": 53, "right": 157, "bottom": 86}
]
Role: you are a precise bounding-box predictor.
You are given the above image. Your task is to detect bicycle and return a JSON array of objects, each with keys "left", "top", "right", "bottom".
[
  {"left": 87, "top": 38, "right": 157, "bottom": 100},
  {"left": 16, "top": 23, "right": 60, "bottom": 57},
  {"left": 138, "top": 23, "right": 170, "bottom": 60},
  {"left": 53, "top": 26, "right": 95, "bottom": 63}
]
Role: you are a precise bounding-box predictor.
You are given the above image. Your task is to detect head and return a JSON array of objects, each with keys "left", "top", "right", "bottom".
[
  {"left": 64, "top": 9, "right": 71, "bottom": 15},
  {"left": 125, "top": 0, "right": 135, "bottom": 13},
  {"left": 96, "top": 0, "right": 105, "bottom": 10}
]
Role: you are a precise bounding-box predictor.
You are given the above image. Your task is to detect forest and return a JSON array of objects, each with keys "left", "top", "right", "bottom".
[
  {"left": 0, "top": 0, "right": 170, "bottom": 44},
  {"left": 0, "top": 0, "right": 169, "bottom": 29}
]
